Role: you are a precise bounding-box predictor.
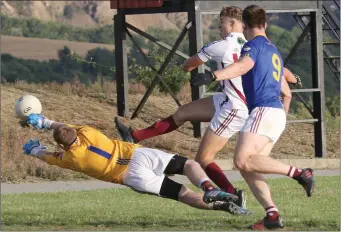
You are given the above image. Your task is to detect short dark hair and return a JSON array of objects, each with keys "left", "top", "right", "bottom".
[
  {"left": 242, "top": 5, "right": 267, "bottom": 29},
  {"left": 53, "top": 125, "right": 77, "bottom": 146},
  {"left": 220, "top": 6, "right": 243, "bottom": 21}
]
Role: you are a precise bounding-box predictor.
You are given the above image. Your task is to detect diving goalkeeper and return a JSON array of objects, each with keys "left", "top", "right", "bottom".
[{"left": 22, "top": 113, "right": 251, "bottom": 215}]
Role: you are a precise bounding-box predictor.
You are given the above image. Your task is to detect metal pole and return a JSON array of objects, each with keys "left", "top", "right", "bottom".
[
  {"left": 188, "top": 1, "right": 204, "bottom": 138},
  {"left": 125, "top": 22, "right": 190, "bottom": 60},
  {"left": 125, "top": 27, "right": 182, "bottom": 107},
  {"left": 284, "top": 21, "right": 312, "bottom": 65},
  {"left": 125, "top": 22, "right": 212, "bottom": 72},
  {"left": 131, "top": 21, "right": 192, "bottom": 119},
  {"left": 114, "top": 10, "right": 129, "bottom": 117},
  {"left": 310, "top": 8, "right": 327, "bottom": 158}
]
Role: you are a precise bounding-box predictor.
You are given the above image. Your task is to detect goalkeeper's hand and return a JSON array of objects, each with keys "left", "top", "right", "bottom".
[
  {"left": 27, "top": 113, "right": 54, "bottom": 129},
  {"left": 23, "top": 139, "right": 48, "bottom": 157}
]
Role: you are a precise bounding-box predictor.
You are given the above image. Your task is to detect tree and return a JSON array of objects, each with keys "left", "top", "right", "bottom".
[
  {"left": 84, "top": 48, "right": 115, "bottom": 78},
  {"left": 130, "top": 48, "right": 190, "bottom": 94},
  {"left": 326, "top": 96, "right": 340, "bottom": 118},
  {"left": 64, "top": 5, "right": 74, "bottom": 20}
]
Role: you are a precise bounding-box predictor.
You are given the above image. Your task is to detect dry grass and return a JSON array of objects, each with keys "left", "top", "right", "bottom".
[{"left": 1, "top": 80, "right": 339, "bottom": 183}]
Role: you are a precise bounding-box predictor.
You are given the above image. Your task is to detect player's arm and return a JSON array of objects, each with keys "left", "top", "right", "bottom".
[
  {"left": 190, "top": 41, "right": 256, "bottom": 86},
  {"left": 213, "top": 56, "right": 254, "bottom": 81},
  {"left": 213, "top": 41, "right": 257, "bottom": 81},
  {"left": 280, "top": 77, "right": 292, "bottom": 114},
  {"left": 39, "top": 151, "right": 71, "bottom": 168},
  {"left": 22, "top": 139, "right": 74, "bottom": 169},
  {"left": 185, "top": 41, "right": 226, "bottom": 73},
  {"left": 283, "top": 68, "right": 296, "bottom": 84},
  {"left": 27, "top": 113, "right": 65, "bottom": 130},
  {"left": 283, "top": 67, "right": 302, "bottom": 88},
  {"left": 183, "top": 55, "right": 205, "bottom": 72}
]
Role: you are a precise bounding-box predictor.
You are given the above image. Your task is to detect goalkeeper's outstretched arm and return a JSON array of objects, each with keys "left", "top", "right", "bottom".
[
  {"left": 23, "top": 139, "right": 72, "bottom": 169},
  {"left": 26, "top": 113, "right": 65, "bottom": 130},
  {"left": 22, "top": 139, "right": 60, "bottom": 162},
  {"left": 49, "top": 122, "right": 65, "bottom": 130}
]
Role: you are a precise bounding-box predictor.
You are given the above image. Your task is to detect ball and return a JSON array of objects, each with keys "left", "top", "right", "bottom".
[{"left": 15, "top": 95, "right": 42, "bottom": 120}]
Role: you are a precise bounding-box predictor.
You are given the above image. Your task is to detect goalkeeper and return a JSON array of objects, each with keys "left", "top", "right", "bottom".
[{"left": 22, "top": 113, "right": 251, "bottom": 215}]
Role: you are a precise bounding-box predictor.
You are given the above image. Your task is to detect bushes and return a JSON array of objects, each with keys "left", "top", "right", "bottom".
[
  {"left": 63, "top": 5, "right": 74, "bottom": 19},
  {"left": 130, "top": 48, "right": 190, "bottom": 94},
  {"left": 1, "top": 14, "right": 114, "bottom": 44},
  {"left": 1, "top": 45, "right": 189, "bottom": 95},
  {"left": 1, "top": 47, "right": 83, "bottom": 83}
]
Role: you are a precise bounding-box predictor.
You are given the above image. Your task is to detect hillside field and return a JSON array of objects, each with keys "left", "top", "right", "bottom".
[
  {"left": 1, "top": 35, "right": 115, "bottom": 61},
  {"left": 1, "top": 81, "right": 339, "bottom": 183}
]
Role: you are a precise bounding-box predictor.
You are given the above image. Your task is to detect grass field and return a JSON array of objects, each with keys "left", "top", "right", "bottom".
[{"left": 2, "top": 176, "right": 339, "bottom": 231}]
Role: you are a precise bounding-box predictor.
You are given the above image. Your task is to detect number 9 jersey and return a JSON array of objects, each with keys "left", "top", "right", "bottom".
[{"left": 240, "top": 35, "right": 284, "bottom": 112}]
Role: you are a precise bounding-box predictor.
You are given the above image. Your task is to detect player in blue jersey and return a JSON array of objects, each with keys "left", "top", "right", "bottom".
[{"left": 191, "top": 5, "right": 315, "bottom": 230}]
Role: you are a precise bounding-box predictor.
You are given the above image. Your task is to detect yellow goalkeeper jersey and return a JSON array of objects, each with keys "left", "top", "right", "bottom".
[{"left": 43, "top": 125, "right": 141, "bottom": 184}]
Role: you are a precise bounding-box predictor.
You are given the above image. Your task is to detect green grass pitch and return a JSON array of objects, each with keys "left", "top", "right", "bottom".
[{"left": 1, "top": 176, "right": 339, "bottom": 231}]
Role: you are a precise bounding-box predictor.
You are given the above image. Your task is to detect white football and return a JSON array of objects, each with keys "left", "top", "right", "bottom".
[{"left": 15, "top": 95, "right": 42, "bottom": 120}]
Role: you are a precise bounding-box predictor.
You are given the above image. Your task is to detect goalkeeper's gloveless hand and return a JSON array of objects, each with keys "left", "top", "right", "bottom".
[{"left": 190, "top": 72, "right": 217, "bottom": 87}]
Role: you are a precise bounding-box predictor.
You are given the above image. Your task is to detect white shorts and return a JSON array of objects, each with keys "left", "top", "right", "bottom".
[
  {"left": 241, "top": 106, "right": 286, "bottom": 143},
  {"left": 121, "top": 147, "right": 174, "bottom": 195},
  {"left": 210, "top": 93, "right": 249, "bottom": 138}
]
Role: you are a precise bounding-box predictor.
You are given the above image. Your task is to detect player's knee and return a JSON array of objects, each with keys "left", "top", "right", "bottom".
[
  {"left": 164, "top": 155, "right": 188, "bottom": 175},
  {"left": 159, "top": 177, "right": 183, "bottom": 201},
  {"left": 234, "top": 156, "right": 250, "bottom": 172},
  {"left": 183, "top": 159, "right": 200, "bottom": 174},
  {"left": 178, "top": 185, "right": 191, "bottom": 199},
  {"left": 194, "top": 155, "right": 211, "bottom": 169},
  {"left": 173, "top": 105, "right": 189, "bottom": 125}
]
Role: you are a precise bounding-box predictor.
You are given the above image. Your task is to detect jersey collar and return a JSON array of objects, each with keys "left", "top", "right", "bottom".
[
  {"left": 69, "top": 137, "right": 80, "bottom": 149},
  {"left": 253, "top": 33, "right": 269, "bottom": 40},
  {"left": 225, "top": 32, "right": 245, "bottom": 39}
]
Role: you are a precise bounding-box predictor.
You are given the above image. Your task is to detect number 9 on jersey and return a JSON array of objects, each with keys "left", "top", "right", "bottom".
[{"left": 272, "top": 53, "right": 281, "bottom": 82}]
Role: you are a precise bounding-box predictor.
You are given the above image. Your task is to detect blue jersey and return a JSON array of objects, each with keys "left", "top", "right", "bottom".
[{"left": 240, "top": 35, "right": 283, "bottom": 112}]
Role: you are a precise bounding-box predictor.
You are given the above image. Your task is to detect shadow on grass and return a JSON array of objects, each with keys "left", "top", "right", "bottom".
[
  {"left": 6, "top": 217, "right": 253, "bottom": 230},
  {"left": 3, "top": 217, "right": 340, "bottom": 231},
  {"left": 84, "top": 217, "right": 252, "bottom": 231}
]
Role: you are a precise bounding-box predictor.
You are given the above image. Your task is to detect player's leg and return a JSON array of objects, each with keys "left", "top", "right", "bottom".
[
  {"left": 115, "top": 96, "right": 215, "bottom": 143},
  {"left": 234, "top": 107, "right": 315, "bottom": 229},
  {"left": 177, "top": 185, "right": 249, "bottom": 215},
  {"left": 194, "top": 104, "right": 248, "bottom": 207},
  {"left": 195, "top": 128, "right": 233, "bottom": 192},
  {"left": 138, "top": 147, "right": 250, "bottom": 214},
  {"left": 165, "top": 157, "right": 238, "bottom": 203},
  {"left": 162, "top": 155, "right": 251, "bottom": 215},
  {"left": 122, "top": 148, "right": 250, "bottom": 215},
  {"left": 234, "top": 132, "right": 289, "bottom": 174},
  {"left": 142, "top": 148, "right": 237, "bottom": 203},
  {"left": 238, "top": 142, "right": 284, "bottom": 230},
  {"left": 240, "top": 143, "right": 275, "bottom": 209},
  {"left": 159, "top": 177, "right": 249, "bottom": 215},
  {"left": 234, "top": 107, "right": 315, "bottom": 196}
]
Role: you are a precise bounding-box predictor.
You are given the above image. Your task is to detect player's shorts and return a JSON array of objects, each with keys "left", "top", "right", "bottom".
[
  {"left": 121, "top": 147, "right": 175, "bottom": 196},
  {"left": 241, "top": 106, "right": 286, "bottom": 143},
  {"left": 210, "top": 93, "right": 249, "bottom": 138}
]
